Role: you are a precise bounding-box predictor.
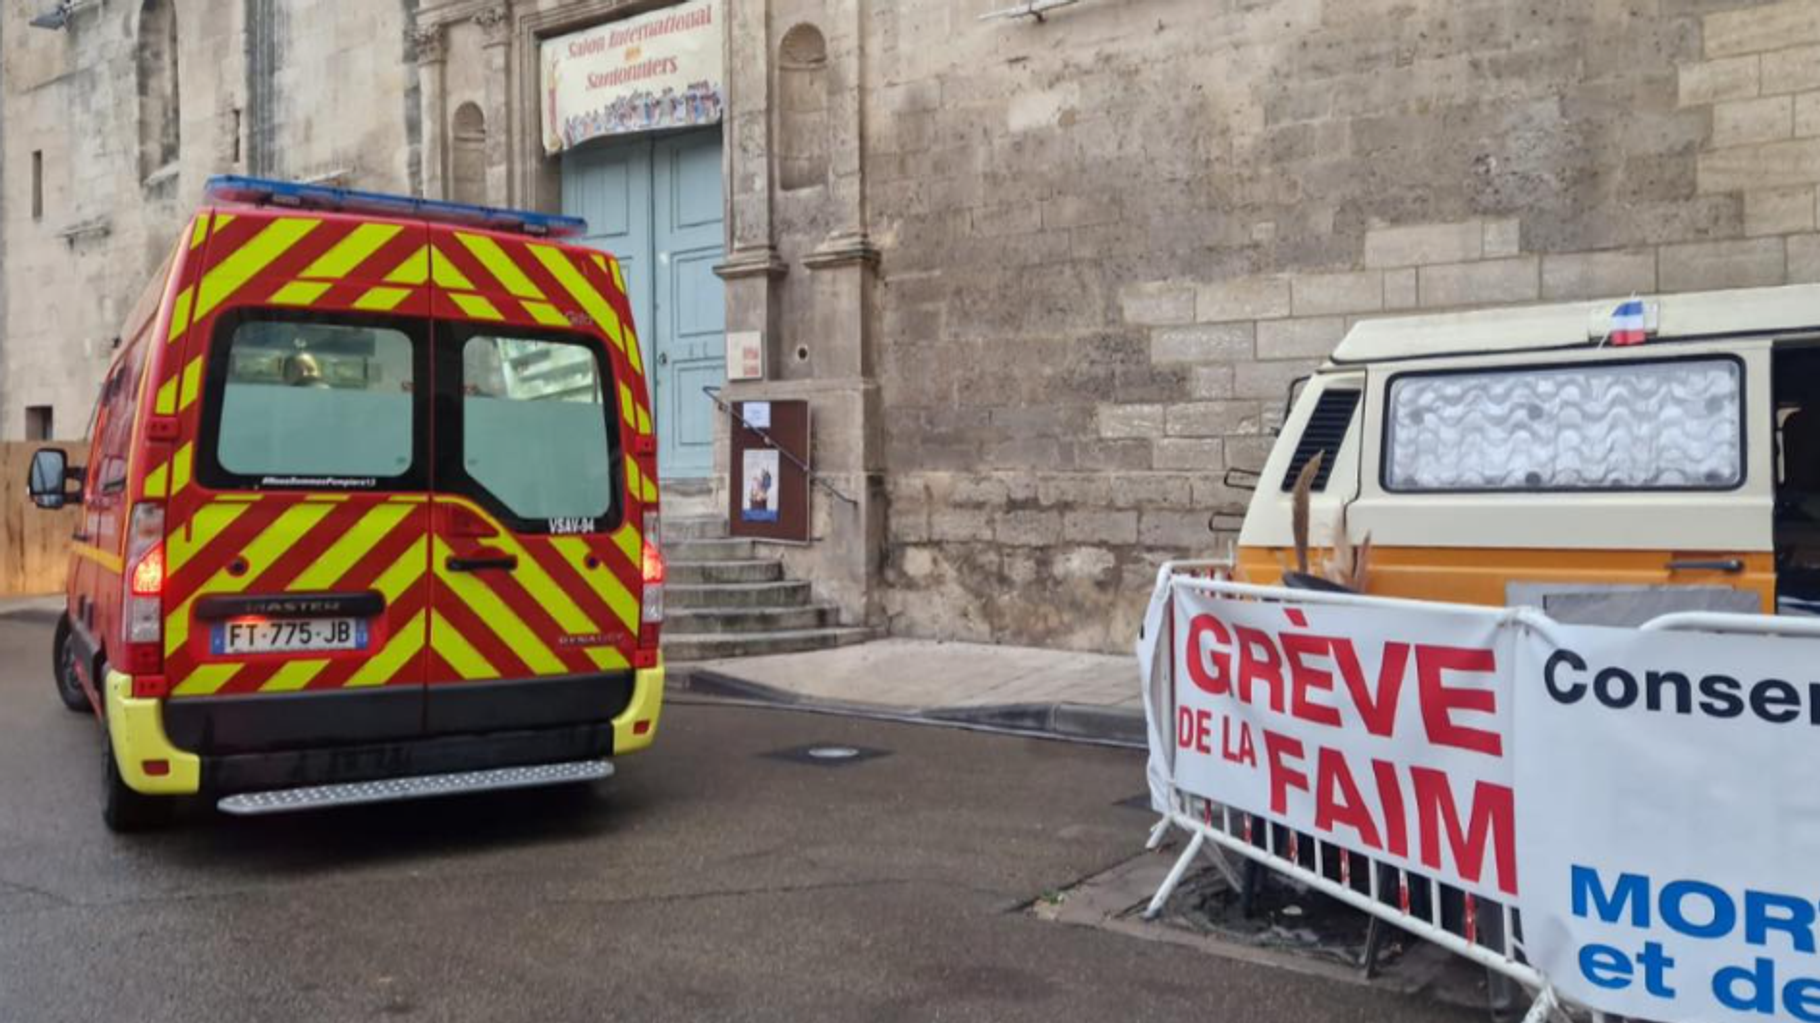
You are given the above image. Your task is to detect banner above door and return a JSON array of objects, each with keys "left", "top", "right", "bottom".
[{"left": 540, "top": 0, "right": 725, "bottom": 155}]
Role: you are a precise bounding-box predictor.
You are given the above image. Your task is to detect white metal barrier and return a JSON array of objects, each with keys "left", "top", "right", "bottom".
[{"left": 1136, "top": 566, "right": 1612, "bottom": 1023}]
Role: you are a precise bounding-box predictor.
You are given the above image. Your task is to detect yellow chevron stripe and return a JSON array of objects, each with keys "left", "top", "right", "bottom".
[
  {"left": 625, "top": 456, "right": 645, "bottom": 502},
  {"left": 166, "top": 287, "right": 193, "bottom": 344},
  {"left": 429, "top": 245, "right": 475, "bottom": 290},
  {"left": 154, "top": 374, "right": 179, "bottom": 416},
  {"left": 550, "top": 536, "right": 639, "bottom": 632},
  {"left": 456, "top": 232, "right": 545, "bottom": 299},
  {"left": 450, "top": 293, "right": 504, "bottom": 320},
  {"left": 179, "top": 355, "right": 202, "bottom": 412},
  {"left": 587, "top": 647, "right": 631, "bottom": 671},
  {"left": 144, "top": 460, "right": 169, "bottom": 498},
  {"left": 288, "top": 502, "right": 417, "bottom": 591},
  {"left": 168, "top": 500, "right": 254, "bottom": 576},
  {"left": 440, "top": 516, "right": 600, "bottom": 637},
  {"left": 72, "top": 543, "right": 124, "bottom": 573},
  {"left": 164, "top": 500, "right": 339, "bottom": 658},
  {"left": 617, "top": 382, "right": 636, "bottom": 425},
  {"left": 592, "top": 253, "right": 609, "bottom": 273},
  {"left": 429, "top": 610, "right": 496, "bottom": 680},
  {"left": 644, "top": 476, "right": 658, "bottom": 503},
  {"left": 189, "top": 216, "right": 210, "bottom": 250},
  {"left": 171, "top": 663, "right": 244, "bottom": 697},
  {"left": 300, "top": 223, "right": 403, "bottom": 280},
  {"left": 193, "top": 217, "right": 321, "bottom": 322},
  {"left": 371, "top": 535, "right": 429, "bottom": 603},
  {"left": 627, "top": 326, "right": 644, "bottom": 375},
  {"left": 608, "top": 257, "right": 627, "bottom": 296},
  {"left": 170, "top": 442, "right": 194, "bottom": 496},
  {"left": 613, "top": 524, "right": 641, "bottom": 569},
  {"left": 523, "top": 300, "right": 569, "bottom": 327},
  {"left": 528, "top": 244, "right": 631, "bottom": 363},
  {"left": 214, "top": 213, "right": 236, "bottom": 233},
  {"left": 270, "top": 280, "right": 332, "bottom": 306},
  {"left": 637, "top": 405, "right": 651, "bottom": 435},
  {"left": 432, "top": 538, "right": 565, "bottom": 675},
  {"left": 348, "top": 609, "right": 426, "bottom": 688},
  {"left": 354, "top": 286, "right": 413, "bottom": 311},
  {"left": 384, "top": 246, "right": 430, "bottom": 285},
  {"left": 261, "top": 659, "right": 331, "bottom": 693}
]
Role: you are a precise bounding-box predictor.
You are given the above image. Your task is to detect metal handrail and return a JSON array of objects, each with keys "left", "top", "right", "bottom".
[{"left": 702, "top": 386, "right": 857, "bottom": 507}]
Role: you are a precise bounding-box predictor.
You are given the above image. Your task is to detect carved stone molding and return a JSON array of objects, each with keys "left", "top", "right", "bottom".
[
  {"left": 410, "top": 23, "right": 446, "bottom": 65},
  {"left": 803, "top": 232, "right": 880, "bottom": 271},
  {"left": 715, "top": 246, "right": 790, "bottom": 280},
  {"left": 473, "top": 6, "right": 512, "bottom": 46}
]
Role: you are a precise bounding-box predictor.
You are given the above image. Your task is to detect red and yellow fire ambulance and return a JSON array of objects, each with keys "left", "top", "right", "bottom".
[{"left": 28, "top": 177, "right": 666, "bottom": 830}]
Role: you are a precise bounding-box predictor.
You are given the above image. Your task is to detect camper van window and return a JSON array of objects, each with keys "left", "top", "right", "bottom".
[{"left": 1384, "top": 357, "right": 1743, "bottom": 493}]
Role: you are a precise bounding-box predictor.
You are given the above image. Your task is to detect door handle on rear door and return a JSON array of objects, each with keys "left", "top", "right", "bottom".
[
  {"left": 1666, "top": 558, "right": 1745, "bottom": 573},
  {"left": 446, "top": 554, "right": 518, "bottom": 573}
]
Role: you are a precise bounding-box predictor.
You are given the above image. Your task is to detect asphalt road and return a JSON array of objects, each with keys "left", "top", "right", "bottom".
[{"left": 0, "top": 611, "right": 1475, "bottom": 1022}]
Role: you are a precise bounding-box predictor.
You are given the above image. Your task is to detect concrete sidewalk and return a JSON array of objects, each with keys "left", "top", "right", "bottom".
[
  {"left": 676, "top": 639, "right": 1145, "bottom": 745},
  {"left": 0, "top": 595, "right": 62, "bottom": 620}
]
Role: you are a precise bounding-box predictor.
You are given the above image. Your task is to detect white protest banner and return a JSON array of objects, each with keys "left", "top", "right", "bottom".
[
  {"left": 1515, "top": 623, "right": 1820, "bottom": 1022},
  {"left": 540, "top": 0, "right": 724, "bottom": 155},
  {"left": 1171, "top": 586, "right": 1519, "bottom": 900}
]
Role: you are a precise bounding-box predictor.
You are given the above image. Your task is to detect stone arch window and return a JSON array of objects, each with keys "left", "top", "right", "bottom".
[
  {"left": 137, "top": 0, "right": 181, "bottom": 179},
  {"left": 777, "top": 23, "right": 829, "bottom": 192},
  {"left": 451, "top": 102, "right": 488, "bottom": 206}
]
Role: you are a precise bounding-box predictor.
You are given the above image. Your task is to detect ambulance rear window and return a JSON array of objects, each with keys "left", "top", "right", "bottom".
[
  {"left": 459, "top": 334, "right": 614, "bottom": 526},
  {"left": 202, "top": 314, "right": 424, "bottom": 488}
]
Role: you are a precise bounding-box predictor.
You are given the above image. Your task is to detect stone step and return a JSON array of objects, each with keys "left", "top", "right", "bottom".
[
  {"left": 664, "top": 537, "right": 760, "bottom": 561},
  {"left": 660, "top": 480, "right": 720, "bottom": 520},
  {"left": 665, "top": 604, "right": 838, "bottom": 634},
  {"left": 662, "top": 627, "right": 872, "bottom": 663},
  {"left": 669, "top": 560, "right": 784, "bottom": 585},
  {"left": 667, "top": 581, "right": 812, "bottom": 610},
  {"left": 662, "top": 516, "right": 728, "bottom": 542}
]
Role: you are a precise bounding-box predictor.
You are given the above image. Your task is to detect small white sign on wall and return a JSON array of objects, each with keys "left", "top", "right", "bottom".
[{"left": 727, "top": 330, "right": 765, "bottom": 382}]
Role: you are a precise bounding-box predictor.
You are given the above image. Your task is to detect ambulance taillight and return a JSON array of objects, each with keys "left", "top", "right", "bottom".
[
  {"left": 640, "top": 509, "right": 664, "bottom": 649},
  {"left": 122, "top": 502, "right": 166, "bottom": 683}
]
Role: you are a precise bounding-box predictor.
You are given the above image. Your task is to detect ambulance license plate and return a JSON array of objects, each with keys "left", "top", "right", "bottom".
[{"left": 212, "top": 618, "right": 368, "bottom": 655}]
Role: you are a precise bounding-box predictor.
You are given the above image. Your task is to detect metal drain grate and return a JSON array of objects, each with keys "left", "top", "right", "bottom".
[{"left": 764, "top": 744, "right": 890, "bottom": 767}]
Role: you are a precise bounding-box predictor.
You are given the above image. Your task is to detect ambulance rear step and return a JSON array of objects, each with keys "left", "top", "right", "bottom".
[{"left": 216, "top": 760, "right": 613, "bottom": 816}]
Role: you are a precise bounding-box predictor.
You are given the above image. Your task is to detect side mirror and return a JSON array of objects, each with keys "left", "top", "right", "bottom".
[{"left": 27, "top": 448, "right": 80, "bottom": 510}]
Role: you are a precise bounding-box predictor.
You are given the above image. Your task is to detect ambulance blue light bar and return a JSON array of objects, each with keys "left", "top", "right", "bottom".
[{"left": 202, "top": 175, "right": 589, "bottom": 239}]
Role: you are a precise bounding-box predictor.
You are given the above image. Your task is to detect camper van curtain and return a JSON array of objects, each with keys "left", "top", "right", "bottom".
[{"left": 1384, "top": 357, "right": 1743, "bottom": 493}]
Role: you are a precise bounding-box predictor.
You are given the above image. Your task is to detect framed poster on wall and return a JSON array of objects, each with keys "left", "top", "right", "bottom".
[{"left": 728, "top": 400, "right": 809, "bottom": 543}]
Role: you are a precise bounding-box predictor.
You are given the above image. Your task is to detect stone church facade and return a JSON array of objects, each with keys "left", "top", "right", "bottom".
[{"left": 4, "top": 0, "right": 1820, "bottom": 651}]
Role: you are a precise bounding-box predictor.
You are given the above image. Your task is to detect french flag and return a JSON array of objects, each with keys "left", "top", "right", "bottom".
[{"left": 1609, "top": 299, "right": 1648, "bottom": 346}]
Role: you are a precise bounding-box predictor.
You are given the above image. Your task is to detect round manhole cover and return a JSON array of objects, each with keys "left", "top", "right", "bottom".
[{"left": 807, "top": 746, "right": 862, "bottom": 761}]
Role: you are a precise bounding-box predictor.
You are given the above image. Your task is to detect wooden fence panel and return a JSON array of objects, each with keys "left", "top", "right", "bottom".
[{"left": 0, "top": 442, "right": 81, "bottom": 596}]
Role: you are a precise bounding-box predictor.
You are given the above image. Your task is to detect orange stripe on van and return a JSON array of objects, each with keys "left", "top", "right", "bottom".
[{"left": 1235, "top": 545, "right": 1776, "bottom": 613}]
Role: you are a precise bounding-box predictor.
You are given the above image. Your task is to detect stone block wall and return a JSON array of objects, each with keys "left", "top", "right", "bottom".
[
  {"left": 864, "top": 0, "right": 1820, "bottom": 653},
  {"left": 0, "top": 0, "right": 415, "bottom": 441}
]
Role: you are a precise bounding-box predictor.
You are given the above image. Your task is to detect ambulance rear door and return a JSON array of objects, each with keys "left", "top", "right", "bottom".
[{"left": 421, "top": 229, "right": 647, "bottom": 734}]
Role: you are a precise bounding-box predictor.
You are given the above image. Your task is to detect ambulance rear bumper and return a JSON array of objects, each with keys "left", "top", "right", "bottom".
[
  {"left": 149, "top": 667, "right": 664, "bottom": 796},
  {"left": 204, "top": 722, "right": 616, "bottom": 795}
]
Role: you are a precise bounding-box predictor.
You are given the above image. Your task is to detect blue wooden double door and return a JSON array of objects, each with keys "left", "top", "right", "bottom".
[{"left": 562, "top": 130, "right": 726, "bottom": 480}]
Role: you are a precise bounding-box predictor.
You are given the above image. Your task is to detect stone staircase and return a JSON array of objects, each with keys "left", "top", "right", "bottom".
[{"left": 659, "top": 512, "right": 869, "bottom": 662}]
